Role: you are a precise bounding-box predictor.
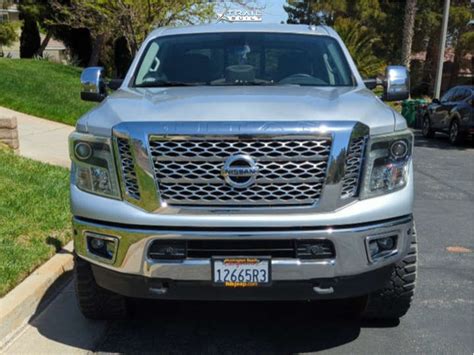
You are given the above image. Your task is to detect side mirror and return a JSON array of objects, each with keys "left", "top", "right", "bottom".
[
  {"left": 364, "top": 78, "right": 378, "bottom": 90},
  {"left": 383, "top": 65, "right": 410, "bottom": 101},
  {"left": 81, "top": 67, "right": 107, "bottom": 102},
  {"left": 432, "top": 98, "right": 441, "bottom": 104}
]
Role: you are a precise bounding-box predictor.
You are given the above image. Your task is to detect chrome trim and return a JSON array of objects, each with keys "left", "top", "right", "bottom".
[
  {"left": 80, "top": 67, "right": 107, "bottom": 102},
  {"left": 112, "top": 128, "right": 161, "bottom": 211},
  {"left": 116, "top": 137, "right": 141, "bottom": 200},
  {"left": 111, "top": 121, "right": 369, "bottom": 213},
  {"left": 73, "top": 215, "right": 413, "bottom": 281}
]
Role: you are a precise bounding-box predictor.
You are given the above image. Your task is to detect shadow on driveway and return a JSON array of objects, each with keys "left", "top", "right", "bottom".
[
  {"left": 413, "top": 129, "right": 474, "bottom": 151},
  {"left": 27, "top": 277, "right": 398, "bottom": 353}
]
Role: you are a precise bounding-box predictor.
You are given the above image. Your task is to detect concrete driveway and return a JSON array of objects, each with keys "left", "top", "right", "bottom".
[{"left": 3, "top": 131, "right": 473, "bottom": 354}]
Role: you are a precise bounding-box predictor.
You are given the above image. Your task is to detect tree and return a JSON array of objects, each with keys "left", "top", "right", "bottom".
[
  {"left": 446, "top": 2, "right": 472, "bottom": 87},
  {"left": 19, "top": 10, "right": 40, "bottom": 58},
  {"left": 48, "top": 0, "right": 216, "bottom": 68},
  {"left": 0, "top": 22, "right": 17, "bottom": 47},
  {"left": 284, "top": 0, "right": 386, "bottom": 76},
  {"left": 334, "top": 18, "right": 385, "bottom": 77},
  {"left": 401, "top": 0, "right": 417, "bottom": 69},
  {"left": 18, "top": 0, "right": 55, "bottom": 57}
]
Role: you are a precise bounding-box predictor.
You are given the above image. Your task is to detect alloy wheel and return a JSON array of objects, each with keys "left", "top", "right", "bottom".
[{"left": 449, "top": 121, "right": 459, "bottom": 144}]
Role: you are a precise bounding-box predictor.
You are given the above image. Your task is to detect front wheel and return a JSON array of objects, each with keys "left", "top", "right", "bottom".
[
  {"left": 449, "top": 119, "right": 463, "bottom": 145},
  {"left": 422, "top": 116, "right": 435, "bottom": 138},
  {"left": 361, "top": 227, "right": 417, "bottom": 320},
  {"left": 74, "top": 255, "right": 129, "bottom": 320}
]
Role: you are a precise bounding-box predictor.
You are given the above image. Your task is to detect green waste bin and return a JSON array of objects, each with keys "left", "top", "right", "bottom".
[{"left": 402, "top": 99, "right": 427, "bottom": 128}]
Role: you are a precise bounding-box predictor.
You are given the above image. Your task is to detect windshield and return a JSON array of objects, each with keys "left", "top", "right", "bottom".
[{"left": 133, "top": 32, "right": 355, "bottom": 87}]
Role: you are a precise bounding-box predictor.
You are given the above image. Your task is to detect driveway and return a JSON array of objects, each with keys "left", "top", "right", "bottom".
[{"left": 4, "top": 131, "right": 473, "bottom": 354}]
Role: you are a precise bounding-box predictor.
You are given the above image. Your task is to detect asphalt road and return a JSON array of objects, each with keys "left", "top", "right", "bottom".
[{"left": 5, "top": 131, "right": 473, "bottom": 354}]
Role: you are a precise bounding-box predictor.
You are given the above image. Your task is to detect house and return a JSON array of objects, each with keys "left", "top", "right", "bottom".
[{"left": 0, "top": 1, "right": 67, "bottom": 62}]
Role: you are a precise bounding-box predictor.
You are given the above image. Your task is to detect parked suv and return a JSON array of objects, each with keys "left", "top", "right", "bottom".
[
  {"left": 71, "top": 24, "right": 416, "bottom": 320},
  {"left": 422, "top": 85, "right": 474, "bottom": 144}
]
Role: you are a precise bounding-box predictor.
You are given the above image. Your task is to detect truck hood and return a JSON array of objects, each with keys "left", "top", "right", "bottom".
[{"left": 78, "top": 86, "right": 406, "bottom": 136}]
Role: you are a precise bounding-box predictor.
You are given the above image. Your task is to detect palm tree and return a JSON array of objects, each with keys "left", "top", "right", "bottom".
[
  {"left": 334, "top": 18, "right": 385, "bottom": 78},
  {"left": 401, "top": 0, "right": 417, "bottom": 69}
]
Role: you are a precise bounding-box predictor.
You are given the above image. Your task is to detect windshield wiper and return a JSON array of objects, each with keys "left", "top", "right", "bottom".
[
  {"left": 135, "top": 80, "right": 202, "bottom": 87},
  {"left": 210, "top": 81, "right": 276, "bottom": 86}
]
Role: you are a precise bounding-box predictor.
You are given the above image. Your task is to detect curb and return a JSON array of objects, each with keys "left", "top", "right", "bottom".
[{"left": 0, "top": 241, "right": 74, "bottom": 348}]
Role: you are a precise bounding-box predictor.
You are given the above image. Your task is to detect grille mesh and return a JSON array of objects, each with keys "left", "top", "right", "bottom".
[
  {"left": 149, "top": 138, "right": 331, "bottom": 207},
  {"left": 341, "top": 136, "right": 367, "bottom": 199},
  {"left": 116, "top": 138, "right": 140, "bottom": 200}
]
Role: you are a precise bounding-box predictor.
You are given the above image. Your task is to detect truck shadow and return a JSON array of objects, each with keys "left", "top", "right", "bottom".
[
  {"left": 95, "top": 299, "right": 398, "bottom": 353},
  {"left": 28, "top": 276, "right": 398, "bottom": 353}
]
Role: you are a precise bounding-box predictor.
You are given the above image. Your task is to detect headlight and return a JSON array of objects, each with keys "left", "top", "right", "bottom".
[
  {"left": 360, "top": 131, "right": 413, "bottom": 199},
  {"left": 69, "top": 132, "right": 121, "bottom": 199}
]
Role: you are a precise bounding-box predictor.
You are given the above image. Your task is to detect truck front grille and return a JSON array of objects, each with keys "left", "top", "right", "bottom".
[
  {"left": 341, "top": 136, "right": 367, "bottom": 199},
  {"left": 148, "top": 138, "right": 331, "bottom": 207},
  {"left": 116, "top": 138, "right": 140, "bottom": 200}
]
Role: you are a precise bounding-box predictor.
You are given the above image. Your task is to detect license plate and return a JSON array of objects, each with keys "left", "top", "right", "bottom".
[{"left": 212, "top": 257, "right": 271, "bottom": 287}]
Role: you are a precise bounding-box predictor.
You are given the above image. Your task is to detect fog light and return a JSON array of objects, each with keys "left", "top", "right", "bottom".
[
  {"left": 377, "top": 236, "right": 395, "bottom": 250},
  {"left": 86, "top": 233, "right": 118, "bottom": 262},
  {"left": 366, "top": 235, "right": 397, "bottom": 263},
  {"left": 90, "top": 238, "right": 105, "bottom": 250}
]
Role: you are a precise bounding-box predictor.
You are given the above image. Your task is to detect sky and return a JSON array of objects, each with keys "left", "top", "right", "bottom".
[{"left": 260, "top": 0, "right": 288, "bottom": 23}]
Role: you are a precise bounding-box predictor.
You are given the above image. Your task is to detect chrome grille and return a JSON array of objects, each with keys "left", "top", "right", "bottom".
[
  {"left": 149, "top": 138, "right": 331, "bottom": 207},
  {"left": 116, "top": 138, "right": 140, "bottom": 200},
  {"left": 341, "top": 136, "right": 367, "bottom": 199}
]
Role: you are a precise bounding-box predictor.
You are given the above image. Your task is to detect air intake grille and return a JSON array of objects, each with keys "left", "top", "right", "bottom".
[
  {"left": 116, "top": 137, "right": 140, "bottom": 200},
  {"left": 149, "top": 138, "right": 331, "bottom": 207},
  {"left": 341, "top": 136, "right": 367, "bottom": 199},
  {"left": 147, "top": 239, "right": 335, "bottom": 260}
]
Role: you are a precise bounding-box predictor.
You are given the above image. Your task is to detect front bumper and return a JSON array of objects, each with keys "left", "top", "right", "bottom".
[{"left": 73, "top": 215, "right": 413, "bottom": 299}]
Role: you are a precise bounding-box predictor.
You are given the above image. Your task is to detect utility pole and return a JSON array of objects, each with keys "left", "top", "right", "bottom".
[{"left": 433, "top": 0, "right": 450, "bottom": 99}]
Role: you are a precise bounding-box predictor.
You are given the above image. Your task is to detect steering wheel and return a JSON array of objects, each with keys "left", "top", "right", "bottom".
[{"left": 279, "top": 73, "right": 318, "bottom": 84}]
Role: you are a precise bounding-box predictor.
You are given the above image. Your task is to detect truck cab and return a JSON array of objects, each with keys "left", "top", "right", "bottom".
[{"left": 70, "top": 23, "right": 416, "bottom": 320}]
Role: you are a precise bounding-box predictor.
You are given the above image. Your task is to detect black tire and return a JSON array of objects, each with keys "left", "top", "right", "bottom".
[
  {"left": 74, "top": 255, "right": 128, "bottom": 320},
  {"left": 422, "top": 115, "right": 435, "bottom": 138},
  {"left": 361, "top": 227, "right": 417, "bottom": 320},
  {"left": 448, "top": 119, "right": 464, "bottom": 145}
]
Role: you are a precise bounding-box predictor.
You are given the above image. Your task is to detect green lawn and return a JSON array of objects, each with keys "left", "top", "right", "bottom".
[
  {"left": 0, "top": 58, "right": 95, "bottom": 125},
  {"left": 0, "top": 147, "right": 71, "bottom": 297}
]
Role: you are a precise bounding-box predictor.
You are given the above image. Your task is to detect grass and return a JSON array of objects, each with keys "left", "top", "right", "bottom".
[
  {"left": 0, "top": 147, "right": 71, "bottom": 297},
  {"left": 0, "top": 58, "right": 95, "bottom": 125}
]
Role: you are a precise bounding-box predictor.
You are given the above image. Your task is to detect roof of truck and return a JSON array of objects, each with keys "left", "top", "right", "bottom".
[{"left": 148, "top": 23, "right": 335, "bottom": 39}]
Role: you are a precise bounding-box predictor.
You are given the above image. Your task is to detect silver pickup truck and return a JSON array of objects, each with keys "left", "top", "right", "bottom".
[{"left": 71, "top": 23, "right": 416, "bottom": 320}]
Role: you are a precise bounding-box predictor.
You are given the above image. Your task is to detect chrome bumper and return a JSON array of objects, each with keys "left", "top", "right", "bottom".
[{"left": 73, "top": 215, "right": 413, "bottom": 281}]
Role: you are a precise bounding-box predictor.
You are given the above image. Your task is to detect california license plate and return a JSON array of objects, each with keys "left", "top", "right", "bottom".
[{"left": 212, "top": 257, "right": 271, "bottom": 287}]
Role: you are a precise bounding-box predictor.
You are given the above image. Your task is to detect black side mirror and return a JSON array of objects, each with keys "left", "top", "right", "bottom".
[
  {"left": 364, "top": 78, "right": 378, "bottom": 90},
  {"left": 108, "top": 79, "right": 123, "bottom": 91}
]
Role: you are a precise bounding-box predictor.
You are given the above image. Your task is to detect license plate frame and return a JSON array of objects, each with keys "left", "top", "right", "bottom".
[{"left": 211, "top": 257, "right": 272, "bottom": 287}]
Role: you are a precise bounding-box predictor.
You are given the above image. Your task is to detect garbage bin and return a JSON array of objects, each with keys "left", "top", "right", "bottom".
[
  {"left": 402, "top": 99, "right": 427, "bottom": 128},
  {"left": 401, "top": 100, "right": 416, "bottom": 127}
]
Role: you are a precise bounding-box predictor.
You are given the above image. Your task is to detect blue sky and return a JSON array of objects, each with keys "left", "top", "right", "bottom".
[{"left": 260, "top": 0, "right": 288, "bottom": 23}]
